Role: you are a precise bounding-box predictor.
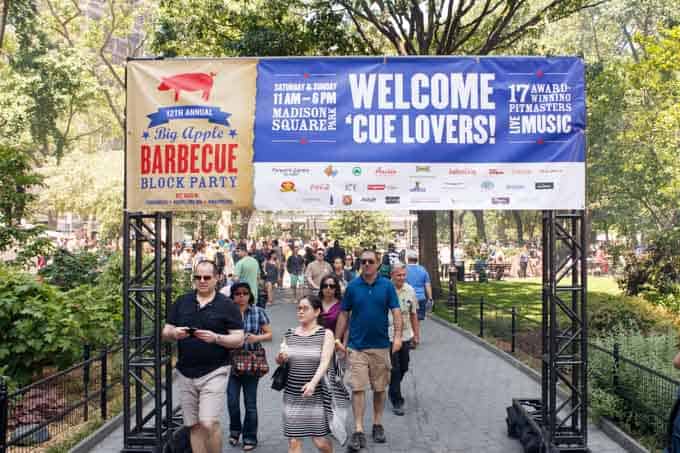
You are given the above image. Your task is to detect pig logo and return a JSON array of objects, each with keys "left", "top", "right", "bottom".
[{"left": 157, "top": 72, "right": 216, "bottom": 101}]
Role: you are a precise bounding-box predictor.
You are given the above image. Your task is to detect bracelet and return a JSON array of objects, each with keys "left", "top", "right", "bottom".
[{"left": 334, "top": 339, "right": 342, "bottom": 345}]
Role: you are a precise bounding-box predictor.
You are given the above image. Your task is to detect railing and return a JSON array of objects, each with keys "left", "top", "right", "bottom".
[
  {"left": 441, "top": 290, "right": 679, "bottom": 451},
  {"left": 590, "top": 342, "right": 680, "bottom": 448},
  {"left": 445, "top": 294, "right": 540, "bottom": 356},
  {"left": 0, "top": 343, "right": 123, "bottom": 452}
]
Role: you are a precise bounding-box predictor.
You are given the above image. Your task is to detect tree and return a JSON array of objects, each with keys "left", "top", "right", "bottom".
[
  {"left": 0, "top": 147, "right": 51, "bottom": 263},
  {"left": 331, "top": 0, "right": 602, "bottom": 296},
  {"left": 328, "top": 211, "right": 393, "bottom": 252}
]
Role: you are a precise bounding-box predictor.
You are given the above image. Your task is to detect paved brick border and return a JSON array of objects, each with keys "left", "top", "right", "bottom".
[{"left": 430, "top": 314, "right": 650, "bottom": 453}]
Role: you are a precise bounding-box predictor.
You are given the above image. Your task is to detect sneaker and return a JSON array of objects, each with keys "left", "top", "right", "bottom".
[
  {"left": 372, "top": 424, "right": 386, "bottom": 443},
  {"left": 392, "top": 402, "right": 405, "bottom": 416},
  {"left": 348, "top": 431, "right": 365, "bottom": 451}
]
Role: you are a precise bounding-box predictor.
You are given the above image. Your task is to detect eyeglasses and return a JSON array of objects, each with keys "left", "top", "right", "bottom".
[
  {"left": 361, "top": 259, "right": 376, "bottom": 265},
  {"left": 193, "top": 275, "right": 213, "bottom": 281},
  {"left": 321, "top": 283, "right": 336, "bottom": 289},
  {"left": 233, "top": 291, "right": 250, "bottom": 296}
]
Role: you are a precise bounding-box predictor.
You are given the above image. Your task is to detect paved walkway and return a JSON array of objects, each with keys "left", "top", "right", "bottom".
[{"left": 89, "top": 289, "right": 625, "bottom": 452}]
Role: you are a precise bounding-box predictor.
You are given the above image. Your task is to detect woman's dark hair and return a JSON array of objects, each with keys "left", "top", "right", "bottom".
[
  {"left": 333, "top": 256, "right": 344, "bottom": 269},
  {"left": 318, "top": 273, "right": 342, "bottom": 300},
  {"left": 300, "top": 295, "right": 324, "bottom": 326},
  {"left": 230, "top": 282, "right": 255, "bottom": 305}
]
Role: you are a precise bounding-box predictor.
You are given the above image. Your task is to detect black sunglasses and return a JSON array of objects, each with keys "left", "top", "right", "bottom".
[
  {"left": 361, "top": 259, "right": 376, "bottom": 265},
  {"left": 321, "top": 283, "right": 336, "bottom": 289},
  {"left": 193, "top": 275, "right": 213, "bottom": 281}
]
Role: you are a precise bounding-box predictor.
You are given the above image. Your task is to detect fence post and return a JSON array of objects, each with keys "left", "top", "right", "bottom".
[
  {"left": 454, "top": 292, "right": 459, "bottom": 324},
  {"left": 0, "top": 379, "right": 8, "bottom": 453},
  {"left": 83, "top": 345, "right": 91, "bottom": 422},
  {"left": 612, "top": 343, "right": 620, "bottom": 392},
  {"left": 511, "top": 307, "right": 517, "bottom": 354},
  {"left": 100, "top": 347, "right": 108, "bottom": 420},
  {"left": 479, "top": 297, "right": 484, "bottom": 337}
]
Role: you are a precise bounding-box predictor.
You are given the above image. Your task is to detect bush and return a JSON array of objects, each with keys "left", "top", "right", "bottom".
[
  {"left": 0, "top": 266, "right": 120, "bottom": 388},
  {"left": 589, "top": 329, "right": 680, "bottom": 450},
  {"left": 38, "top": 248, "right": 100, "bottom": 290},
  {"left": 588, "top": 292, "right": 679, "bottom": 336},
  {"left": 619, "top": 226, "right": 680, "bottom": 311}
]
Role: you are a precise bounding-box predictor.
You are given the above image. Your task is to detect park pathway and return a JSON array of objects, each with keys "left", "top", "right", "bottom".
[{"left": 88, "top": 289, "right": 625, "bottom": 453}]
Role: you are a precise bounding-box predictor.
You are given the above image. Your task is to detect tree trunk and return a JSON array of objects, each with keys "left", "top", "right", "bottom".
[
  {"left": 417, "top": 211, "right": 441, "bottom": 297},
  {"left": 238, "top": 208, "right": 254, "bottom": 239},
  {"left": 513, "top": 211, "right": 524, "bottom": 245},
  {"left": 454, "top": 211, "right": 467, "bottom": 244},
  {"left": 473, "top": 210, "right": 487, "bottom": 243},
  {"left": 0, "top": 0, "right": 9, "bottom": 50},
  {"left": 47, "top": 210, "right": 58, "bottom": 230}
]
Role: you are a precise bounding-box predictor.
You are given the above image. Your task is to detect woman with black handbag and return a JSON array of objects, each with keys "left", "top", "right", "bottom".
[
  {"left": 227, "top": 282, "right": 272, "bottom": 451},
  {"left": 276, "top": 296, "right": 336, "bottom": 453}
]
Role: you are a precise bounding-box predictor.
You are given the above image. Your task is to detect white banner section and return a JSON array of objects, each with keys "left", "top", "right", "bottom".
[{"left": 253, "top": 162, "right": 584, "bottom": 211}]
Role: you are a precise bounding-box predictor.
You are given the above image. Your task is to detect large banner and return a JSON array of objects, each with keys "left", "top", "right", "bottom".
[
  {"left": 126, "top": 60, "right": 257, "bottom": 211},
  {"left": 126, "top": 57, "right": 585, "bottom": 211},
  {"left": 253, "top": 57, "right": 585, "bottom": 211}
]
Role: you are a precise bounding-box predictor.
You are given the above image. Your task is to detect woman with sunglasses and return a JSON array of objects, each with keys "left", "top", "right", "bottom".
[
  {"left": 317, "top": 274, "right": 343, "bottom": 333},
  {"left": 277, "top": 296, "right": 335, "bottom": 453},
  {"left": 227, "top": 282, "right": 272, "bottom": 451}
]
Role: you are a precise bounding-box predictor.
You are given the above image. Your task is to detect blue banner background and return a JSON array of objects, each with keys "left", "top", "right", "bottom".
[{"left": 253, "top": 57, "right": 585, "bottom": 163}]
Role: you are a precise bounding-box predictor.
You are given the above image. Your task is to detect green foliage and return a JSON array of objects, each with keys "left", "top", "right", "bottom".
[
  {"left": 0, "top": 265, "right": 119, "bottom": 387},
  {"left": 38, "top": 248, "right": 101, "bottom": 290},
  {"left": 152, "top": 0, "right": 370, "bottom": 57},
  {"left": 327, "top": 211, "right": 393, "bottom": 252},
  {"left": 619, "top": 226, "right": 680, "bottom": 311},
  {"left": 0, "top": 147, "right": 52, "bottom": 264},
  {"left": 589, "top": 329, "right": 680, "bottom": 450}
]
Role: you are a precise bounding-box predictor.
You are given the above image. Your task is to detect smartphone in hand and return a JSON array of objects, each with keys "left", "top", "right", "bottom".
[{"left": 186, "top": 327, "right": 197, "bottom": 336}]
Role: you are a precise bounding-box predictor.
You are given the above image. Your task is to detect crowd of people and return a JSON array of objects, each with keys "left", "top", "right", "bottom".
[{"left": 163, "top": 238, "right": 434, "bottom": 453}]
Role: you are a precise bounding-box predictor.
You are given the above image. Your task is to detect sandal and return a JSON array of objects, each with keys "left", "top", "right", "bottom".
[{"left": 228, "top": 436, "right": 239, "bottom": 446}]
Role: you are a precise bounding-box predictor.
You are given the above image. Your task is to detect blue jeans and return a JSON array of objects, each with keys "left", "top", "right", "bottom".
[
  {"left": 668, "top": 409, "right": 680, "bottom": 453},
  {"left": 227, "top": 373, "right": 260, "bottom": 445},
  {"left": 417, "top": 299, "right": 427, "bottom": 320}
]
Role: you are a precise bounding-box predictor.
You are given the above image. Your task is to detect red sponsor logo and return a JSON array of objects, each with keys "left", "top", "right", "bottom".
[
  {"left": 448, "top": 168, "right": 477, "bottom": 176},
  {"left": 158, "top": 72, "right": 216, "bottom": 102},
  {"left": 367, "top": 184, "right": 386, "bottom": 191},
  {"left": 488, "top": 168, "right": 505, "bottom": 176},
  {"left": 375, "top": 167, "right": 398, "bottom": 177},
  {"left": 512, "top": 169, "right": 532, "bottom": 175}
]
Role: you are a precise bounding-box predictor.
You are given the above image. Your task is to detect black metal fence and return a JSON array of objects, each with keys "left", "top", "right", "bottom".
[
  {"left": 590, "top": 342, "right": 680, "bottom": 448},
  {"left": 0, "top": 343, "right": 123, "bottom": 452},
  {"left": 441, "top": 292, "right": 680, "bottom": 450}
]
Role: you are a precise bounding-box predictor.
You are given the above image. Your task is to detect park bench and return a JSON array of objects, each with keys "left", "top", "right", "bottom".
[{"left": 488, "top": 263, "right": 512, "bottom": 280}]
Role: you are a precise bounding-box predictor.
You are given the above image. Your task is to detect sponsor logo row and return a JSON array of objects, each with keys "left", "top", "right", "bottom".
[
  {"left": 270, "top": 165, "right": 566, "bottom": 178},
  {"left": 280, "top": 180, "right": 556, "bottom": 193}
]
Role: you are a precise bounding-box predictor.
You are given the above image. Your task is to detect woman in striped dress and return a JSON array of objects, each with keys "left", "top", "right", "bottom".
[{"left": 276, "top": 295, "right": 335, "bottom": 453}]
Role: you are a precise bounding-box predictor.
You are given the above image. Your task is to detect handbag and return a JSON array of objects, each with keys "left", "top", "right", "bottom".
[
  {"left": 324, "top": 357, "right": 351, "bottom": 445},
  {"left": 271, "top": 362, "right": 289, "bottom": 391},
  {"left": 231, "top": 348, "right": 269, "bottom": 377}
]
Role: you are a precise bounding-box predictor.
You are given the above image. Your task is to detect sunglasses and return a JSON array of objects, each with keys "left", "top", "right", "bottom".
[
  {"left": 361, "top": 259, "right": 376, "bottom": 265},
  {"left": 193, "top": 275, "right": 213, "bottom": 281},
  {"left": 233, "top": 291, "right": 250, "bottom": 296},
  {"left": 321, "top": 283, "right": 336, "bottom": 289}
]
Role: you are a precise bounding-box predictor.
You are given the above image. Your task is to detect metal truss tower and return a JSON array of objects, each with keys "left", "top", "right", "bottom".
[{"left": 122, "top": 212, "right": 175, "bottom": 452}]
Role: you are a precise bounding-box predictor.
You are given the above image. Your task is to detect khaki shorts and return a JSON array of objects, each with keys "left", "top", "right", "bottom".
[
  {"left": 348, "top": 348, "right": 391, "bottom": 392},
  {"left": 176, "top": 366, "right": 229, "bottom": 426}
]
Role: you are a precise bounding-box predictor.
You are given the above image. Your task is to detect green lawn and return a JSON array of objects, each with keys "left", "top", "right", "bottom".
[{"left": 438, "top": 276, "right": 621, "bottom": 321}]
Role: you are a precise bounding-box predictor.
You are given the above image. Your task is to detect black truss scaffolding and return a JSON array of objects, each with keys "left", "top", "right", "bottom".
[
  {"left": 122, "top": 212, "right": 175, "bottom": 453},
  {"left": 509, "top": 210, "right": 589, "bottom": 453}
]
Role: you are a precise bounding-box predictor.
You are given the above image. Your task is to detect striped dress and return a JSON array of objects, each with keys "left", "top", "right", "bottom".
[{"left": 283, "top": 327, "right": 330, "bottom": 438}]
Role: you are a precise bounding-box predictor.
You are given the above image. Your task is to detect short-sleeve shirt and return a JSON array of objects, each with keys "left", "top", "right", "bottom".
[
  {"left": 389, "top": 283, "right": 418, "bottom": 341},
  {"left": 341, "top": 275, "right": 400, "bottom": 350},
  {"left": 234, "top": 255, "right": 260, "bottom": 302},
  {"left": 240, "top": 305, "right": 271, "bottom": 351},
  {"left": 406, "top": 264, "right": 431, "bottom": 301},
  {"left": 167, "top": 291, "right": 244, "bottom": 378}
]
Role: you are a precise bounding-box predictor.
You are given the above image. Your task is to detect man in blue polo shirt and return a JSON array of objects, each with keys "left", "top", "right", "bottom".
[{"left": 335, "top": 249, "right": 403, "bottom": 452}]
